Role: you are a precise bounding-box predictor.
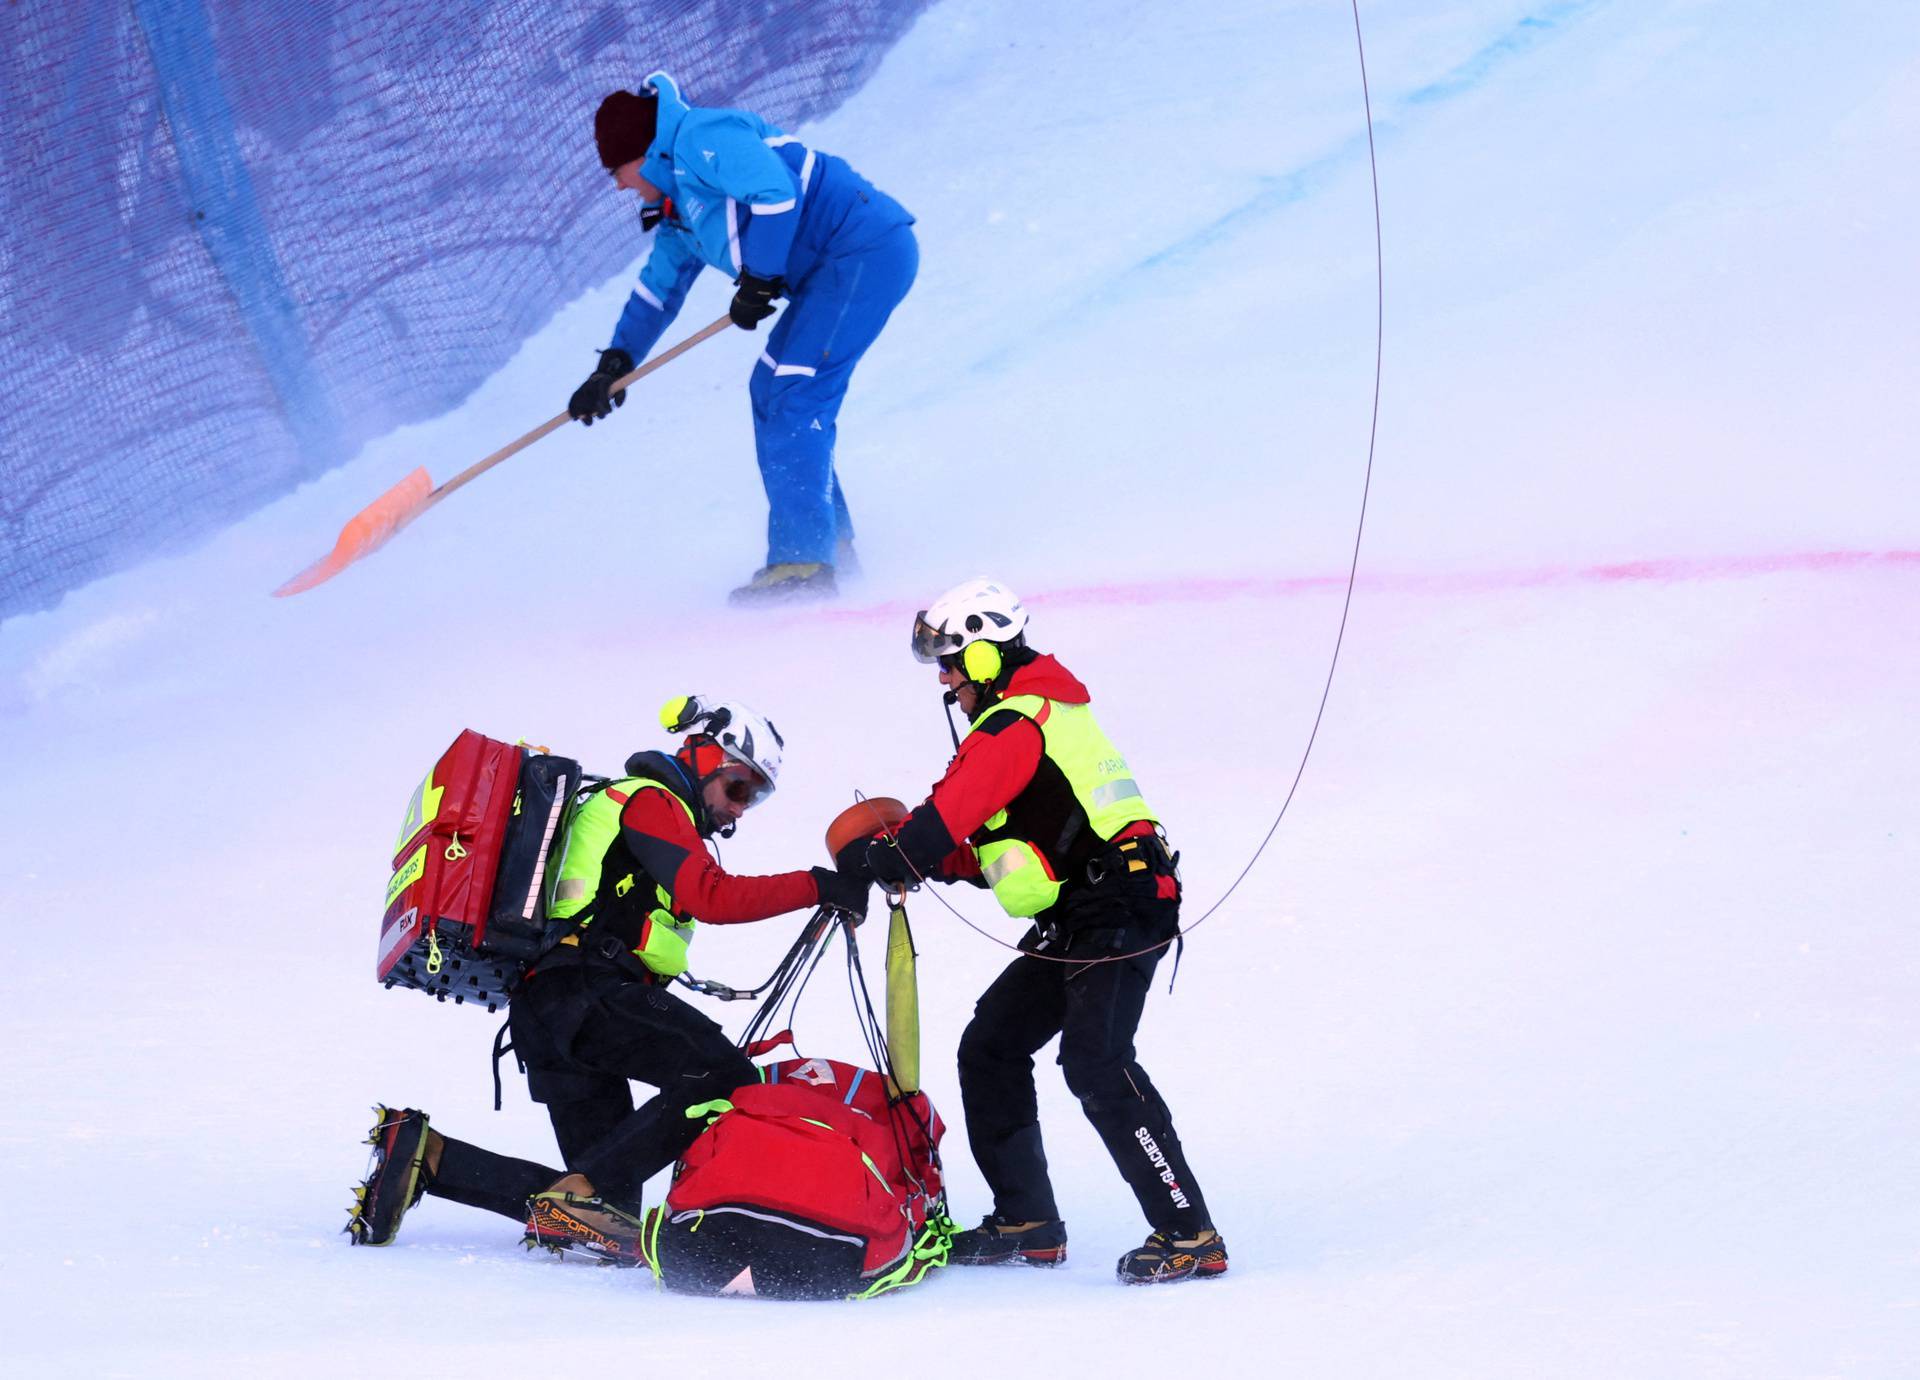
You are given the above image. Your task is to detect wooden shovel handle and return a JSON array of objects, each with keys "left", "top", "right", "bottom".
[
  {"left": 272, "top": 314, "right": 735, "bottom": 597},
  {"left": 425, "top": 313, "right": 734, "bottom": 511}
]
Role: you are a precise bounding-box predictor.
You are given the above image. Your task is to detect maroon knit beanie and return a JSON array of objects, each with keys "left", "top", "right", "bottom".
[{"left": 594, "top": 89, "right": 658, "bottom": 170}]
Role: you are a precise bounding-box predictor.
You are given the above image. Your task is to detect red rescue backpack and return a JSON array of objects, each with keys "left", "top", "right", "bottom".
[
  {"left": 643, "top": 1057, "right": 952, "bottom": 1299},
  {"left": 378, "top": 730, "right": 583, "bottom": 1012}
]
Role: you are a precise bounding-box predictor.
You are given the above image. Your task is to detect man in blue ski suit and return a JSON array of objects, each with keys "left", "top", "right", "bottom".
[{"left": 570, "top": 73, "right": 918, "bottom": 605}]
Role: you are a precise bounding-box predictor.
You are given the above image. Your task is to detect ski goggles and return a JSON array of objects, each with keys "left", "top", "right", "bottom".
[
  {"left": 910, "top": 611, "right": 967, "bottom": 665},
  {"left": 717, "top": 766, "right": 772, "bottom": 808}
]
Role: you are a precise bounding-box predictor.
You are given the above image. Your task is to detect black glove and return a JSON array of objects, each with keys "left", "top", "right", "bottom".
[
  {"left": 811, "top": 865, "right": 870, "bottom": 923},
  {"left": 729, "top": 272, "right": 784, "bottom": 330},
  {"left": 568, "top": 347, "right": 634, "bottom": 425},
  {"left": 862, "top": 835, "right": 918, "bottom": 889},
  {"left": 834, "top": 839, "right": 876, "bottom": 882}
]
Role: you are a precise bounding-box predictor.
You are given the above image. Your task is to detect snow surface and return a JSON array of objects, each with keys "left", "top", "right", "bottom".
[{"left": 4, "top": 2, "right": 1918, "bottom": 1376}]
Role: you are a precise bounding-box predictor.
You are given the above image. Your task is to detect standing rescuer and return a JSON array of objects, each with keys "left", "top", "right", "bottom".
[
  {"left": 571, "top": 72, "right": 918, "bottom": 606},
  {"left": 841, "top": 579, "right": 1228, "bottom": 1285},
  {"left": 348, "top": 696, "right": 871, "bottom": 1263}
]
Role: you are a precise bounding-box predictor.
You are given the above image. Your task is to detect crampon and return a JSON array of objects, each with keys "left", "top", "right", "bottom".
[
  {"left": 523, "top": 1190, "right": 647, "bottom": 1267},
  {"left": 346, "top": 1106, "right": 434, "bottom": 1247}
]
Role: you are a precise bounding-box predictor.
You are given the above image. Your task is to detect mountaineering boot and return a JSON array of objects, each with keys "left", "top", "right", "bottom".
[
  {"left": 727, "top": 562, "right": 837, "bottom": 606},
  {"left": 947, "top": 1213, "right": 1068, "bottom": 1267},
  {"left": 347, "top": 1106, "right": 439, "bottom": 1246},
  {"left": 524, "top": 1189, "right": 647, "bottom": 1267},
  {"left": 1115, "top": 1228, "right": 1229, "bottom": 1284}
]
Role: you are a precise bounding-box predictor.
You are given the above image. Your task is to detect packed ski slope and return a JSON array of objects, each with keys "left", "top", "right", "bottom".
[{"left": 3, "top": 2, "right": 1917, "bottom": 1376}]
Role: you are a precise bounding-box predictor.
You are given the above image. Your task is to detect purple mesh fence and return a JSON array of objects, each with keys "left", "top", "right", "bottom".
[{"left": 0, "top": 0, "right": 931, "bottom": 621}]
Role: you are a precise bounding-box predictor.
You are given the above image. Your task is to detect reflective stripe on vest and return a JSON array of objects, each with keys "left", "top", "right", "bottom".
[
  {"left": 968, "top": 693, "right": 1158, "bottom": 918},
  {"left": 545, "top": 778, "right": 699, "bottom": 969}
]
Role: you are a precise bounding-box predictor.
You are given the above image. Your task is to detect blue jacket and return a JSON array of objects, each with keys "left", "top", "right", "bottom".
[{"left": 609, "top": 72, "right": 913, "bottom": 361}]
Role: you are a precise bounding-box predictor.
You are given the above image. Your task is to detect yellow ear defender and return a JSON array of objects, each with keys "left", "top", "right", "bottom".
[
  {"left": 961, "top": 639, "right": 1003, "bottom": 684},
  {"left": 659, "top": 694, "right": 698, "bottom": 732}
]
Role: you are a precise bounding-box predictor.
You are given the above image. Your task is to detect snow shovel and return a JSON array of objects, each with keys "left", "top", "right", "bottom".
[{"left": 272, "top": 313, "right": 733, "bottom": 597}]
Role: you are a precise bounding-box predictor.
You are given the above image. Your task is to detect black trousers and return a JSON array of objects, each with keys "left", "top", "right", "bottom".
[
  {"left": 503, "top": 959, "right": 757, "bottom": 1211},
  {"left": 957, "top": 892, "right": 1212, "bottom": 1238},
  {"left": 426, "top": 1137, "right": 560, "bottom": 1223}
]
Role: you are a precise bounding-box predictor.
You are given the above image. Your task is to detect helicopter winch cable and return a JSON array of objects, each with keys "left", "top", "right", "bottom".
[{"left": 849, "top": 0, "right": 1384, "bottom": 968}]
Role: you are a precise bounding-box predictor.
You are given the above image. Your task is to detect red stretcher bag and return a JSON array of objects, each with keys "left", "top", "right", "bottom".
[{"left": 644, "top": 1057, "right": 950, "bottom": 1299}]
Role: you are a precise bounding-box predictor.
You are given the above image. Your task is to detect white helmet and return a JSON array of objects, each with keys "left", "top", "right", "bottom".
[
  {"left": 911, "top": 578, "right": 1029, "bottom": 667},
  {"left": 659, "top": 694, "right": 784, "bottom": 792}
]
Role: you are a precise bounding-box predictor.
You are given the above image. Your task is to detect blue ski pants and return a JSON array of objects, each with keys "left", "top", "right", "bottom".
[{"left": 749, "top": 223, "right": 918, "bottom": 567}]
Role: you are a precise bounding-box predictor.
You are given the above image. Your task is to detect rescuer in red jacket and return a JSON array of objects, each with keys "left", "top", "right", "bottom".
[
  {"left": 845, "top": 579, "right": 1229, "bottom": 1286},
  {"left": 349, "top": 697, "right": 870, "bottom": 1262}
]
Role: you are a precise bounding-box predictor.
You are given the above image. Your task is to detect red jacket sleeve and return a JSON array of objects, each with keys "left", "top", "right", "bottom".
[
  {"left": 617, "top": 786, "right": 819, "bottom": 923},
  {"left": 928, "top": 712, "right": 1044, "bottom": 840},
  {"left": 888, "top": 711, "right": 1043, "bottom": 880}
]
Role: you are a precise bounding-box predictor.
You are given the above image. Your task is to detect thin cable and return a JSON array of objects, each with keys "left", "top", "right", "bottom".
[
  {"left": 736, "top": 909, "right": 839, "bottom": 1054},
  {"left": 770, "top": 919, "right": 840, "bottom": 1053},
  {"left": 856, "top": 0, "right": 1384, "bottom": 966}
]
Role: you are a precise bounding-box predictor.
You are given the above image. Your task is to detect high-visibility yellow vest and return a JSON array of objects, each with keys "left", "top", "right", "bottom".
[
  {"left": 969, "top": 694, "right": 1158, "bottom": 918},
  {"left": 545, "top": 777, "right": 698, "bottom": 976}
]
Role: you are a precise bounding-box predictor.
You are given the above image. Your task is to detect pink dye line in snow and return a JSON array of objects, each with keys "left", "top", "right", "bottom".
[{"left": 805, "top": 548, "right": 1920, "bottom": 626}]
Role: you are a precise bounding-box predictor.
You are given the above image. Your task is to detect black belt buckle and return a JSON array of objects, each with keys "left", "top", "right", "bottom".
[
  {"left": 1085, "top": 849, "right": 1118, "bottom": 888},
  {"left": 1090, "top": 834, "right": 1156, "bottom": 888},
  {"left": 592, "top": 933, "right": 626, "bottom": 964}
]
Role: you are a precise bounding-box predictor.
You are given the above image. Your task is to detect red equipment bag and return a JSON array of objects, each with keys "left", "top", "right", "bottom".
[
  {"left": 644, "top": 1057, "right": 951, "bottom": 1299},
  {"left": 377, "top": 729, "right": 581, "bottom": 1012}
]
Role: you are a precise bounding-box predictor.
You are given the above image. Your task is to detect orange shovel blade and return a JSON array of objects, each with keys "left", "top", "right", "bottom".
[{"left": 272, "top": 466, "right": 434, "bottom": 597}]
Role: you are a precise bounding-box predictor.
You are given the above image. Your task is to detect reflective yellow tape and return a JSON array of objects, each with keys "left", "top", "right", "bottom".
[
  {"left": 982, "top": 849, "right": 1029, "bottom": 886},
  {"left": 1092, "top": 778, "right": 1142, "bottom": 809}
]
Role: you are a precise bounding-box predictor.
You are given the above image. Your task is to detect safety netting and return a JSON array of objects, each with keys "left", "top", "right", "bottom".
[{"left": 0, "top": 0, "right": 932, "bottom": 621}]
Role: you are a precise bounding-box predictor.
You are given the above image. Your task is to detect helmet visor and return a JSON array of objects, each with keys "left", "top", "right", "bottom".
[
  {"left": 911, "top": 611, "right": 966, "bottom": 665},
  {"left": 715, "top": 742, "right": 775, "bottom": 799},
  {"left": 717, "top": 764, "right": 772, "bottom": 809}
]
